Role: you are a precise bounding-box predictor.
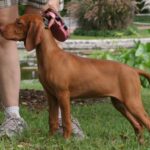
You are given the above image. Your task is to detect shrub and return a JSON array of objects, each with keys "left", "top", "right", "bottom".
[
  {"left": 19, "top": 5, "right": 26, "bottom": 15},
  {"left": 67, "top": 0, "right": 137, "bottom": 30}
]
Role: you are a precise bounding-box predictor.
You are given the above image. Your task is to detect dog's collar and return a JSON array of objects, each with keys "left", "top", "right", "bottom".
[
  {"left": 43, "top": 17, "right": 49, "bottom": 28},
  {"left": 42, "top": 11, "right": 56, "bottom": 29},
  {"left": 42, "top": 8, "right": 69, "bottom": 42}
]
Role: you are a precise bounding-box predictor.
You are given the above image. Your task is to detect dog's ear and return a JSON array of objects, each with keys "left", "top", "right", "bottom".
[{"left": 24, "top": 20, "right": 43, "bottom": 51}]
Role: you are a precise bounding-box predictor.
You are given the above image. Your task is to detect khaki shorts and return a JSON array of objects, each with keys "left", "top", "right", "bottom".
[{"left": 0, "top": 0, "right": 48, "bottom": 9}]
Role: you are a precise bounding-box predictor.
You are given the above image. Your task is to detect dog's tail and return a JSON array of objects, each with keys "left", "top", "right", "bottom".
[{"left": 136, "top": 69, "right": 150, "bottom": 82}]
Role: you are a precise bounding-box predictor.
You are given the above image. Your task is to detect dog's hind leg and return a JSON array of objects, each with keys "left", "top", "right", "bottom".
[
  {"left": 124, "top": 97, "right": 150, "bottom": 134},
  {"left": 56, "top": 91, "right": 72, "bottom": 139},
  {"left": 111, "top": 97, "right": 144, "bottom": 144}
]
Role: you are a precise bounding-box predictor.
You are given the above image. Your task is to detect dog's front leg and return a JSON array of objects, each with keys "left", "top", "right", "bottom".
[
  {"left": 57, "top": 91, "right": 72, "bottom": 139},
  {"left": 46, "top": 93, "right": 59, "bottom": 136}
]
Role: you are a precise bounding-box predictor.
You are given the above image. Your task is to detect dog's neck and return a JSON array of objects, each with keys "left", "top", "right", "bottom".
[
  {"left": 36, "top": 29, "right": 61, "bottom": 70},
  {"left": 38, "top": 29, "right": 59, "bottom": 51}
]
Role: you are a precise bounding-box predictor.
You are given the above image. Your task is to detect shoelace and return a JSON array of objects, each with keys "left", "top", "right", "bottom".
[{"left": 0, "top": 117, "right": 22, "bottom": 130}]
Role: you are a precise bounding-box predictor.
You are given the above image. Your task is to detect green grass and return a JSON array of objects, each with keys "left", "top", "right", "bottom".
[
  {"left": 1, "top": 83, "right": 150, "bottom": 149},
  {"left": 70, "top": 26, "right": 150, "bottom": 40},
  {"left": 134, "top": 15, "right": 150, "bottom": 24},
  {"left": 20, "top": 80, "right": 43, "bottom": 90},
  {"left": 70, "top": 31, "right": 150, "bottom": 39}
]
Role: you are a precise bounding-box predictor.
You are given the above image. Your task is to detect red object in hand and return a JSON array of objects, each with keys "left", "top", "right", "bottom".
[{"left": 42, "top": 8, "right": 69, "bottom": 42}]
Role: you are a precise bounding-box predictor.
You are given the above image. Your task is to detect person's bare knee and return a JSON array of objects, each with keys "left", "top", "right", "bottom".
[
  {"left": 0, "top": 5, "right": 18, "bottom": 24},
  {"left": 0, "top": 5, "right": 18, "bottom": 48}
]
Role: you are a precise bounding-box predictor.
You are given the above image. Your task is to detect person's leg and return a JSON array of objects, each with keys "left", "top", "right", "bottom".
[
  {"left": 0, "top": 6, "right": 19, "bottom": 108},
  {"left": 0, "top": 5, "right": 27, "bottom": 137}
]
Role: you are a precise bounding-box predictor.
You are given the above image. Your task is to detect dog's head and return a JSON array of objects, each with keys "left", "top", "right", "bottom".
[{"left": 0, "top": 14, "right": 44, "bottom": 51}]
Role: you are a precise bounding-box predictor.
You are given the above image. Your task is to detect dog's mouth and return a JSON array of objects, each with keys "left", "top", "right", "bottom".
[
  {"left": 1, "top": 31, "right": 25, "bottom": 41},
  {"left": 3, "top": 35, "right": 23, "bottom": 41},
  {"left": 0, "top": 25, "right": 25, "bottom": 41}
]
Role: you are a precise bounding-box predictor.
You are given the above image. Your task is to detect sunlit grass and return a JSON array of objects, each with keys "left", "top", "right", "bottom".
[{"left": 0, "top": 86, "right": 150, "bottom": 149}]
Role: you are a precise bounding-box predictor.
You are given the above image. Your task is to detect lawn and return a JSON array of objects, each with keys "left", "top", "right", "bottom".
[
  {"left": 70, "top": 25, "right": 150, "bottom": 40},
  {"left": 0, "top": 81, "right": 150, "bottom": 149},
  {"left": 134, "top": 15, "right": 150, "bottom": 24}
]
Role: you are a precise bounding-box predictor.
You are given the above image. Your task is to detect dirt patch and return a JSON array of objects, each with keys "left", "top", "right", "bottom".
[
  {"left": 19, "top": 89, "right": 110, "bottom": 110},
  {"left": 20, "top": 89, "right": 47, "bottom": 110}
]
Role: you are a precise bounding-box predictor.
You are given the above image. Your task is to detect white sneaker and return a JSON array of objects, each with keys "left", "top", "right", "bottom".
[
  {"left": 0, "top": 114, "right": 27, "bottom": 138},
  {"left": 58, "top": 117, "right": 85, "bottom": 140}
]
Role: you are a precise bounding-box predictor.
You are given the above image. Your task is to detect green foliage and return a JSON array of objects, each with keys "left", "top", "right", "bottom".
[
  {"left": 73, "top": 26, "right": 141, "bottom": 37},
  {"left": 21, "top": 80, "right": 43, "bottom": 90},
  {"left": 90, "top": 42, "right": 150, "bottom": 88},
  {"left": 134, "top": 15, "right": 150, "bottom": 23},
  {"left": 19, "top": 5, "right": 26, "bottom": 16}
]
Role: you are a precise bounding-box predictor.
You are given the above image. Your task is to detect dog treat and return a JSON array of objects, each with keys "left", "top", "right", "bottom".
[{"left": 42, "top": 8, "right": 69, "bottom": 42}]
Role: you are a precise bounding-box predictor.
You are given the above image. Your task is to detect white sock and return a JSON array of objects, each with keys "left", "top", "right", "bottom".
[{"left": 5, "top": 106, "right": 21, "bottom": 118}]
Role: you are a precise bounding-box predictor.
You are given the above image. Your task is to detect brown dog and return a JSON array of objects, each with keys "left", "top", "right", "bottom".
[{"left": 0, "top": 14, "right": 150, "bottom": 143}]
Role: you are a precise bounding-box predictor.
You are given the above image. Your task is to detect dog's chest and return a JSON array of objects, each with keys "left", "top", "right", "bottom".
[{"left": 38, "top": 67, "right": 67, "bottom": 91}]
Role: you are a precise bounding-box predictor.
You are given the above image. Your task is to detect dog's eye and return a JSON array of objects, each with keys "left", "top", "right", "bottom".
[
  {"left": 16, "top": 22, "right": 22, "bottom": 26},
  {"left": 16, "top": 19, "right": 23, "bottom": 26}
]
